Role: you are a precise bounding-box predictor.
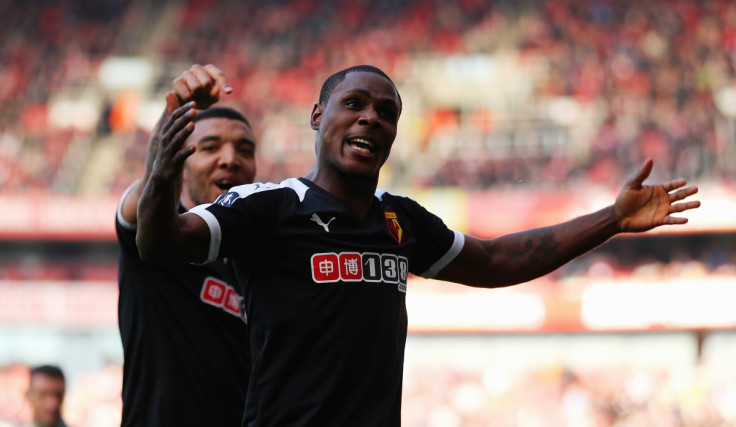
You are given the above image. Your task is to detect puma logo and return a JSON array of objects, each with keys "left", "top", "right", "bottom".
[{"left": 310, "top": 213, "right": 336, "bottom": 232}]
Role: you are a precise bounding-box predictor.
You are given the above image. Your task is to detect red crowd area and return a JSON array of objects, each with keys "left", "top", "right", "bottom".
[{"left": 1, "top": 0, "right": 735, "bottom": 193}]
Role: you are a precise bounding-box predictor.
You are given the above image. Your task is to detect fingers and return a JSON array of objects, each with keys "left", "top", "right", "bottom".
[
  {"left": 190, "top": 65, "right": 218, "bottom": 98},
  {"left": 662, "top": 203, "right": 698, "bottom": 226},
  {"left": 204, "top": 64, "right": 232, "bottom": 95},
  {"left": 670, "top": 200, "right": 701, "bottom": 214},
  {"left": 162, "top": 101, "right": 195, "bottom": 135},
  {"left": 161, "top": 102, "right": 197, "bottom": 165},
  {"left": 663, "top": 178, "right": 688, "bottom": 193},
  {"left": 668, "top": 184, "right": 698, "bottom": 202},
  {"left": 172, "top": 73, "right": 196, "bottom": 105},
  {"left": 171, "top": 64, "right": 232, "bottom": 108},
  {"left": 627, "top": 158, "right": 654, "bottom": 188},
  {"left": 664, "top": 216, "right": 689, "bottom": 225},
  {"left": 174, "top": 67, "right": 211, "bottom": 105},
  {"left": 165, "top": 92, "right": 180, "bottom": 115}
]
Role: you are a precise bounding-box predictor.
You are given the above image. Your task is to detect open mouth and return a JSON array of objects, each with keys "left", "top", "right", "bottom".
[
  {"left": 347, "top": 137, "right": 375, "bottom": 155},
  {"left": 215, "top": 179, "right": 234, "bottom": 192}
]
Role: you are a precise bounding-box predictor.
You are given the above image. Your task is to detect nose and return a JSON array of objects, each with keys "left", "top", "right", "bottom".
[
  {"left": 218, "top": 144, "right": 239, "bottom": 169},
  {"left": 359, "top": 106, "right": 381, "bottom": 128}
]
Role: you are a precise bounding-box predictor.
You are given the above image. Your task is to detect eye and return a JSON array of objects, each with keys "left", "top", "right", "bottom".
[
  {"left": 379, "top": 108, "right": 398, "bottom": 123},
  {"left": 380, "top": 109, "right": 396, "bottom": 121},
  {"left": 236, "top": 141, "right": 255, "bottom": 157},
  {"left": 238, "top": 147, "right": 255, "bottom": 157},
  {"left": 345, "top": 98, "right": 361, "bottom": 109}
]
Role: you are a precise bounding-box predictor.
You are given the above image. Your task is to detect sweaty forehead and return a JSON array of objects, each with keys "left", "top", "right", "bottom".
[{"left": 334, "top": 72, "right": 400, "bottom": 106}]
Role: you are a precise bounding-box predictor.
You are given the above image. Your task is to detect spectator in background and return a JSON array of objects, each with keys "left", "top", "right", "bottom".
[
  {"left": 24, "top": 365, "right": 67, "bottom": 427},
  {"left": 116, "top": 64, "right": 255, "bottom": 426}
]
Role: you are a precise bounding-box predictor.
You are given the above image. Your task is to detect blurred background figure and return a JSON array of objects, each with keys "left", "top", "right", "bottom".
[{"left": 23, "top": 365, "right": 68, "bottom": 427}]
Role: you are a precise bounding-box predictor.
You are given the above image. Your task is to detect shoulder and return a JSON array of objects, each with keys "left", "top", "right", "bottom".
[
  {"left": 375, "top": 189, "right": 451, "bottom": 232},
  {"left": 375, "top": 188, "right": 425, "bottom": 212},
  {"left": 375, "top": 188, "right": 408, "bottom": 202},
  {"left": 211, "top": 178, "right": 309, "bottom": 208}
]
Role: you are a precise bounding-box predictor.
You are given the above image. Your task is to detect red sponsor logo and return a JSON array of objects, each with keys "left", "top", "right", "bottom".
[
  {"left": 339, "top": 252, "right": 363, "bottom": 282},
  {"left": 311, "top": 253, "right": 340, "bottom": 282},
  {"left": 200, "top": 277, "right": 241, "bottom": 317},
  {"left": 223, "top": 287, "right": 241, "bottom": 315},
  {"left": 310, "top": 251, "right": 409, "bottom": 292}
]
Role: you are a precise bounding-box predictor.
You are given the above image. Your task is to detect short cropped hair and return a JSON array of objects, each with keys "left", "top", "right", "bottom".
[
  {"left": 194, "top": 106, "right": 251, "bottom": 129},
  {"left": 318, "top": 65, "right": 402, "bottom": 107},
  {"left": 30, "top": 365, "right": 65, "bottom": 381}
]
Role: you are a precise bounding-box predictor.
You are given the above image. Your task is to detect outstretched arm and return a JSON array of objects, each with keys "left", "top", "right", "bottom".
[
  {"left": 118, "top": 64, "right": 233, "bottom": 225},
  {"left": 435, "top": 159, "right": 700, "bottom": 288}
]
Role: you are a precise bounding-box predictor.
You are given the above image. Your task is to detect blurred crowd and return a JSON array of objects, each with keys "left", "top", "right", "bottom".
[
  {"left": 0, "top": 257, "right": 116, "bottom": 281},
  {"left": 2, "top": 0, "right": 736, "bottom": 193},
  {"left": 2, "top": 232, "right": 734, "bottom": 282},
  {"left": 401, "top": 359, "right": 736, "bottom": 426},
  {"left": 1, "top": 354, "right": 735, "bottom": 427},
  {"left": 429, "top": 0, "right": 736, "bottom": 188},
  {"left": 0, "top": 0, "right": 128, "bottom": 191}
]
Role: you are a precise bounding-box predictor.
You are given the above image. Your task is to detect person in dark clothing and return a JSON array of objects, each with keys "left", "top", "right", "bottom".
[
  {"left": 136, "top": 64, "right": 700, "bottom": 426},
  {"left": 25, "top": 365, "right": 68, "bottom": 427},
  {"left": 117, "top": 64, "right": 255, "bottom": 427}
]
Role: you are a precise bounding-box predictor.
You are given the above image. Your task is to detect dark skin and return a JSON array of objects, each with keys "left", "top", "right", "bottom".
[
  {"left": 120, "top": 64, "right": 249, "bottom": 224},
  {"left": 308, "top": 72, "right": 401, "bottom": 217},
  {"left": 26, "top": 373, "right": 65, "bottom": 427},
  {"left": 137, "top": 69, "right": 701, "bottom": 289}
]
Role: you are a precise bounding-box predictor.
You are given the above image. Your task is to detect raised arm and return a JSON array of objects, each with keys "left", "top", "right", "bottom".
[
  {"left": 119, "top": 64, "right": 233, "bottom": 225},
  {"left": 136, "top": 102, "right": 211, "bottom": 265},
  {"left": 118, "top": 93, "right": 178, "bottom": 225},
  {"left": 435, "top": 159, "right": 700, "bottom": 288},
  {"left": 136, "top": 64, "right": 234, "bottom": 265}
]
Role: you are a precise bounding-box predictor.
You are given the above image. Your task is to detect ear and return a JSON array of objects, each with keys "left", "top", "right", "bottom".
[{"left": 310, "top": 103, "right": 323, "bottom": 130}]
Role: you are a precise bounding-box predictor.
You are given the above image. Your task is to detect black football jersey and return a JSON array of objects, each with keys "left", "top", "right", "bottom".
[
  {"left": 191, "top": 178, "right": 464, "bottom": 426},
  {"left": 117, "top": 195, "right": 249, "bottom": 427}
]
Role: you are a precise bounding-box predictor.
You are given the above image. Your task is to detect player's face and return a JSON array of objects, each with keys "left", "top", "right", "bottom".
[
  {"left": 27, "top": 374, "right": 65, "bottom": 427},
  {"left": 311, "top": 71, "right": 401, "bottom": 182},
  {"left": 181, "top": 117, "right": 256, "bottom": 208}
]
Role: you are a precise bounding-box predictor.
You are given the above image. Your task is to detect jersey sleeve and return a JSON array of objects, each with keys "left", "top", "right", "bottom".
[
  {"left": 188, "top": 184, "right": 282, "bottom": 263},
  {"left": 419, "top": 230, "right": 464, "bottom": 278},
  {"left": 116, "top": 185, "right": 138, "bottom": 254},
  {"left": 187, "top": 204, "right": 222, "bottom": 264},
  {"left": 398, "top": 197, "right": 464, "bottom": 278}
]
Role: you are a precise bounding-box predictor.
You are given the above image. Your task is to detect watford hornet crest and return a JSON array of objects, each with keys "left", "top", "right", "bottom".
[{"left": 384, "top": 211, "right": 403, "bottom": 244}]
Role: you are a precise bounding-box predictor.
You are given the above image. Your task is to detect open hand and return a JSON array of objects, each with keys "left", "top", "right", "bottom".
[
  {"left": 614, "top": 159, "right": 701, "bottom": 232},
  {"left": 150, "top": 101, "right": 198, "bottom": 184}
]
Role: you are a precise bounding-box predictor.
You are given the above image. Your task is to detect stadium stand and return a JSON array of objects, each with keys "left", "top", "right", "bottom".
[{"left": 1, "top": 0, "right": 735, "bottom": 192}]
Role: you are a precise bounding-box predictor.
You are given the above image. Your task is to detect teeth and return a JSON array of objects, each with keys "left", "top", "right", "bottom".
[{"left": 349, "top": 138, "right": 374, "bottom": 151}]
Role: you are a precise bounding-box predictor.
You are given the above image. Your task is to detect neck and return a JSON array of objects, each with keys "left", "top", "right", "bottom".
[{"left": 307, "top": 168, "right": 377, "bottom": 219}]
